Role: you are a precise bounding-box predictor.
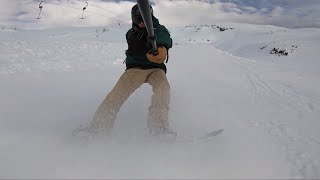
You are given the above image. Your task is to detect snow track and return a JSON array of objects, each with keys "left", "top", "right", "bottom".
[{"left": 217, "top": 49, "right": 320, "bottom": 178}]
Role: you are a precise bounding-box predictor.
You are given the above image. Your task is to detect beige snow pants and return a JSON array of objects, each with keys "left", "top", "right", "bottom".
[{"left": 90, "top": 68, "right": 170, "bottom": 133}]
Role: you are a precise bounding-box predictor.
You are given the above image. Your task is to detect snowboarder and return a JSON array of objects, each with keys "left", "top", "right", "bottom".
[{"left": 74, "top": 4, "right": 174, "bottom": 139}]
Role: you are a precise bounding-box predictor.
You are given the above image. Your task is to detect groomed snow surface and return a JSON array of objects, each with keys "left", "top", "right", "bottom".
[{"left": 1, "top": 23, "right": 320, "bottom": 179}]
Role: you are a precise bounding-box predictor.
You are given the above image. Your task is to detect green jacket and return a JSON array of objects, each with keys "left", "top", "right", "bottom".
[{"left": 125, "top": 16, "right": 172, "bottom": 73}]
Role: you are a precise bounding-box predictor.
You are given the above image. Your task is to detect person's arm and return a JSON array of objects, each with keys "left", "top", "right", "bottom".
[
  {"left": 155, "top": 25, "right": 172, "bottom": 50},
  {"left": 147, "top": 25, "right": 172, "bottom": 64}
]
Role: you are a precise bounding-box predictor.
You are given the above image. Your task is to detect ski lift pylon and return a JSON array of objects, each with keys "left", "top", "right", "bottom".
[
  {"left": 81, "top": 2, "right": 88, "bottom": 19},
  {"left": 36, "top": 1, "right": 44, "bottom": 19}
]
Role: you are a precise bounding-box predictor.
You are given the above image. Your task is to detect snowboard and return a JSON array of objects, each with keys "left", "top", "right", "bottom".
[
  {"left": 175, "top": 129, "right": 224, "bottom": 143},
  {"left": 72, "top": 125, "right": 224, "bottom": 144}
]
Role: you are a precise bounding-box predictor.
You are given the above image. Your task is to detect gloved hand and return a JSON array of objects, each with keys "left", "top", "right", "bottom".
[{"left": 146, "top": 46, "right": 167, "bottom": 64}]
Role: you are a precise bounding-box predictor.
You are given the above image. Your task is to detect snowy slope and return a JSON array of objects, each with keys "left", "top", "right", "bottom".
[{"left": 0, "top": 23, "right": 320, "bottom": 179}]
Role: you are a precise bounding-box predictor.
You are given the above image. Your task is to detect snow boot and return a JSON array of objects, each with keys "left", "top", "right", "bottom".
[
  {"left": 149, "top": 127, "right": 177, "bottom": 142},
  {"left": 72, "top": 125, "right": 111, "bottom": 144}
]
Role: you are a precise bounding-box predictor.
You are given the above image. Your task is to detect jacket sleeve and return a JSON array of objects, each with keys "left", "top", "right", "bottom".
[
  {"left": 126, "top": 29, "right": 133, "bottom": 43},
  {"left": 155, "top": 25, "right": 172, "bottom": 50}
]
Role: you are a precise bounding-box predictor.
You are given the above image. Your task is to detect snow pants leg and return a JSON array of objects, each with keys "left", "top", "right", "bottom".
[
  {"left": 90, "top": 68, "right": 170, "bottom": 134},
  {"left": 146, "top": 69, "right": 171, "bottom": 133},
  {"left": 90, "top": 68, "right": 145, "bottom": 133}
]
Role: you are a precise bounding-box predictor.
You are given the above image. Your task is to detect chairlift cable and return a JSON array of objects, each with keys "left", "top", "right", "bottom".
[
  {"left": 89, "top": 3, "right": 131, "bottom": 21},
  {"left": 75, "top": 0, "right": 130, "bottom": 21},
  {"left": 37, "top": 1, "right": 129, "bottom": 24}
]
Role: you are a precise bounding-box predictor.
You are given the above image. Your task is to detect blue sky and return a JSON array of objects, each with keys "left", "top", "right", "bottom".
[{"left": 1, "top": 0, "right": 320, "bottom": 29}]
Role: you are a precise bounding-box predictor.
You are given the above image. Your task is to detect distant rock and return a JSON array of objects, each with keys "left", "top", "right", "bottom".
[
  {"left": 184, "top": 24, "right": 234, "bottom": 32},
  {"left": 0, "top": 26, "right": 20, "bottom": 32},
  {"left": 260, "top": 44, "right": 298, "bottom": 57},
  {"left": 270, "top": 48, "right": 289, "bottom": 56}
]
